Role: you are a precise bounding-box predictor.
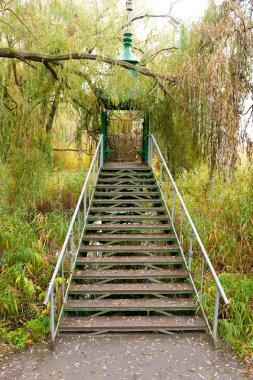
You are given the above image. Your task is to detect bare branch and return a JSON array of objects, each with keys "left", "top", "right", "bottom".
[
  {"left": 241, "top": 104, "right": 253, "bottom": 115},
  {"left": 130, "top": 12, "right": 180, "bottom": 27},
  {"left": 18, "top": 57, "right": 37, "bottom": 70},
  {"left": 43, "top": 61, "right": 58, "bottom": 80},
  {"left": 53, "top": 148, "right": 95, "bottom": 156},
  {"left": 0, "top": 48, "right": 179, "bottom": 84},
  {"left": 0, "top": 19, "right": 14, "bottom": 30},
  {"left": 150, "top": 47, "right": 177, "bottom": 59},
  {"left": 3, "top": 7, "right": 39, "bottom": 42}
]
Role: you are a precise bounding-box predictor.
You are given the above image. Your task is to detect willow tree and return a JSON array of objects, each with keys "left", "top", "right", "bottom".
[{"left": 0, "top": 0, "right": 252, "bottom": 193}]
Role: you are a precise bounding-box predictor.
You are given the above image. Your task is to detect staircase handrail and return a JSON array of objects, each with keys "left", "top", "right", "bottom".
[
  {"left": 148, "top": 134, "right": 229, "bottom": 340},
  {"left": 43, "top": 135, "right": 103, "bottom": 342}
]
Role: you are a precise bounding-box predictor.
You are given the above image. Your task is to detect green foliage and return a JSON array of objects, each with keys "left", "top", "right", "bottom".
[
  {"left": 0, "top": 0, "right": 252, "bottom": 363},
  {"left": 177, "top": 163, "right": 253, "bottom": 272},
  {"left": 0, "top": 328, "right": 27, "bottom": 350},
  {"left": 218, "top": 274, "right": 253, "bottom": 357},
  {"left": 175, "top": 163, "right": 253, "bottom": 358},
  {"left": 0, "top": 166, "right": 85, "bottom": 325},
  {"left": 0, "top": 315, "right": 49, "bottom": 349}
]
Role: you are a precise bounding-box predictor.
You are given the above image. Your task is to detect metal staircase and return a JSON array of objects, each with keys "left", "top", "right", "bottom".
[{"left": 43, "top": 136, "right": 229, "bottom": 342}]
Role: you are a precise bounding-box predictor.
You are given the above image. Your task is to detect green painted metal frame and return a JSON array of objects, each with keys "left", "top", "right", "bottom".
[
  {"left": 101, "top": 111, "right": 113, "bottom": 162},
  {"left": 101, "top": 110, "right": 150, "bottom": 163}
]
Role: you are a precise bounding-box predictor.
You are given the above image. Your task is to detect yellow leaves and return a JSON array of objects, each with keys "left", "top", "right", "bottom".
[
  {"left": 55, "top": 276, "right": 63, "bottom": 284},
  {"left": 42, "top": 309, "right": 49, "bottom": 315}
]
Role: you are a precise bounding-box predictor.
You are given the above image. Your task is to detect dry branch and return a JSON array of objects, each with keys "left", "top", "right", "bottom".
[{"left": 0, "top": 48, "right": 179, "bottom": 84}]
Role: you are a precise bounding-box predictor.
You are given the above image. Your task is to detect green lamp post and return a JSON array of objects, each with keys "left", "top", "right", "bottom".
[
  {"left": 101, "top": 0, "right": 149, "bottom": 164},
  {"left": 119, "top": 32, "right": 139, "bottom": 65},
  {"left": 119, "top": 0, "right": 139, "bottom": 66}
]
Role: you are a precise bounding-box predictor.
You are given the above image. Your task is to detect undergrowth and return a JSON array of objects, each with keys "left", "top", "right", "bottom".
[
  {"left": 0, "top": 162, "right": 86, "bottom": 350},
  {"left": 0, "top": 159, "right": 252, "bottom": 364},
  {"left": 177, "top": 163, "right": 253, "bottom": 362}
]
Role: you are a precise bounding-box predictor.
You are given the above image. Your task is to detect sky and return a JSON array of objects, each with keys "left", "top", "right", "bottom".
[
  {"left": 133, "top": 0, "right": 224, "bottom": 38},
  {"left": 145, "top": 0, "right": 224, "bottom": 22}
]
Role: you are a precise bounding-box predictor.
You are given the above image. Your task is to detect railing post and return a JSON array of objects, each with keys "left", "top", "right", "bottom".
[
  {"left": 83, "top": 189, "right": 86, "bottom": 224},
  {"left": 50, "top": 286, "right": 55, "bottom": 344},
  {"left": 188, "top": 227, "right": 194, "bottom": 270},
  {"left": 179, "top": 206, "right": 184, "bottom": 244},
  {"left": 93, "top": 160, "right": 96, "bottom": 182},
  {"left": 159, "top": 159, "right": 163, "bottom": 187},
  {"left": 92, "top": 162, "right": 96, "bottom": 198},
  {"left": 77, "top": 209, "right": 81, "bottom": 241},
  {"left": 148, "top": 136, "right": 153, "bottom": 167},
  {"left": 200, "top": 254, "right": 205, "bottom": 301},
  {"left": 171, "top": 188, "right": 175, "bottom": 224},
  {"left": 61, "top": 258, "right": 65, "bottom": 301},
  {"left": 213, "top": 285, "right": 220, "bottom": 341},
  {"left": 100, "top": 135, "right": 104, "bottom": 168},
  {"left": 70, "top": 228, "right": 74, "bottom": 269}
]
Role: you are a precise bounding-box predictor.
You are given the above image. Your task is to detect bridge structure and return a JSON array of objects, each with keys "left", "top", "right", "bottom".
[
  {"left": 43, "top": 108, "right": 229, "bottom": 343},
  {"left": 43, "top": 0, "right": 229, "bottom": 341}
]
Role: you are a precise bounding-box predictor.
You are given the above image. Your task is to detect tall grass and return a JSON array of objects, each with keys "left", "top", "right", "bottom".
[
  {"left": 0, "top": 162, "right": 86, "bottom": 336},
  {"left": 176, "top": 163, "right": 253, "bottom": 359},
  {"left": 1, "top": 157, "right": 252, "bottom": 361}
]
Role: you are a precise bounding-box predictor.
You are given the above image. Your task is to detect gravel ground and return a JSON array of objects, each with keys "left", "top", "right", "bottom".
[{"left": 0, "top": 333, "right": 250, "bottom": 380}]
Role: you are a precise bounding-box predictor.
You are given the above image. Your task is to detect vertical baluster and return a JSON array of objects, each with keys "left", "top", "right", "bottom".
[
  {"left": 213, "top": 286, "right": 220, "bottom": 341},
  {"left": 100, "top": 136, "right": 104, "bottom": 168},
  {"left": 149, "top": 137, "right": 153, "bottom": 167},
  {"left": 92, "top": 162, "right": 96, "bottom": 198},
  {"left": 159, "top": 160, "right": 163, "bottom": 188},
  {"left": 188, "top": 227, "right": 194, "bottom": 270},
  {"left": 78, "top": 209, "right": 81, "bottom": 241},
  {"left": 83, "top": 188, "right": 87, "bottom": 224},
  {"left": 88, "top": 176, "right": 91, "bottom": 206},
  {"left": 61, "top": 257, "right": 65, "bottom": 302},
  {"left": 200, "top": 254, "right": 205, "bottom": 301},
  {"left": 70, "top": 228, "right": 74, "bottom": 269},
  {"left": 50, "top": 286, "right": 55, "bottom": 344},
  {"left": 179, "top": 206, "right": 184, "bottom": 244},
  {"left": 171, "top": 188, "right": 175, "bottom": 224}
]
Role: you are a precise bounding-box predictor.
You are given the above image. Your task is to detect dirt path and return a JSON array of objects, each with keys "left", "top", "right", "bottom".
[{"left": 0, "top": 333, "right": 249, "bottom": 380}]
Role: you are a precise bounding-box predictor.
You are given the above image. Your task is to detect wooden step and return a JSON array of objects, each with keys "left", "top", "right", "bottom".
[
  {"left": 96, "top": 185, "right": 158, "bottom": 189},
  {"left": 63, "top": 298, "right": 196, "bottom": 312},
  {"left": 99, "top": 173, "right": 153, "bottom": 178},
  {"left": 76, "top": 255, "right": 184, "bottom": 266},
  {"left": 97, "top": 179, "right": 156, "bottom": 183},
  {"left": 68, "top": 283, "right": 194, "bottom": 295},
  {"left": 85, "top": 224, "right": 172, "bottom": 231},
  {"left": 79, "top": 244, "right": 180, "bottom": 253},
  {"left": 87, "top": 215, "right": 170, "bottom": 222},
  {"left": 82, "top": 234, "right": 176, "bottom": 242},
  {"left": 89, "top": 207, "right": 166, "bottom": 213},
  {"left": 101, "top": 166, "right": 151, "bottom": 172},
  {"left": 94, "top": 192, "right": 160, "bottom": 197},
  {"left": 92, "top": 200, "right": 162, "bottom": 205},
  {"left": 73, "top": 268, "right": 188, "bottom": 279},
  {"left": 59, "top": 315, "right": 206, "bottom": 332},
  {"left": 101, "top": 166, "right": 152, "bottom": 173}
]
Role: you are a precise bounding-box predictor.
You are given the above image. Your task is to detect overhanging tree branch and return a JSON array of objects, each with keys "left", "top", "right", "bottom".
[{"left": 0, "top": 48, "right": 179, "bottom": 84}]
